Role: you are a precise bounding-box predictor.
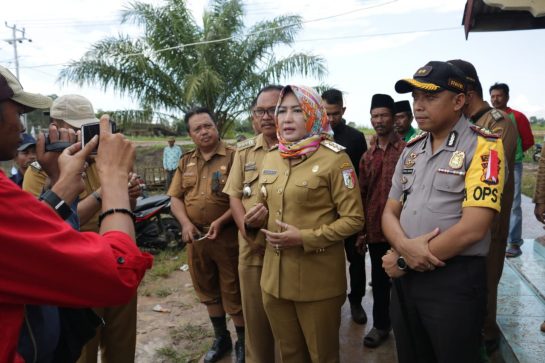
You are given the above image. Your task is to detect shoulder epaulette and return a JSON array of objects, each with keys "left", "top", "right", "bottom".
[
  {"left": 406, "top": 131, "right": 428, "bottom": 147},
  {"left": 470, "top": 124, "right": 500, "bottom": 139},
  {"left": 490, "top": 108, "right": 504, "bottom": 122},
  {"left": 29, "top": 161, "right": 42, "bottom": 171},
  {"left": 321, "top": 139, "right": 346, "bottom": 153},
  {"left": 236, "top": 138, "right": 256, "bottom": 151}
]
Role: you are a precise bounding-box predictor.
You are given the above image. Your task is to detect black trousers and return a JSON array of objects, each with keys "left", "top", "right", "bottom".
[
  {"left": 368, "top": 242, "right": 392, "bottom": 330},
  {"left": 391, "top": 256, "right": 486, "bottom": 363},
  {"left": 345, "top": 234, "right": 366, "bottom": 305}
]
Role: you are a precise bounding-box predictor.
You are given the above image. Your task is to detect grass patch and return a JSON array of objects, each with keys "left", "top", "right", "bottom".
[
  {"left": 139, "top": 249, "right": 187, "bottom": 291},
  {"left": 522, "top": 166, "right": 537, "bottom": 198},
  {"left": 156, "top": 287, "right": 175, "bottom": 297},
  {"left": 155, "top": 323, "right": 213, "bottom": 363}
]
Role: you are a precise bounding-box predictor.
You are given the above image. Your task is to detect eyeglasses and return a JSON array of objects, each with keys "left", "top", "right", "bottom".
[{"left": 253, "top": 107, "right": 276, "bottom": 118}]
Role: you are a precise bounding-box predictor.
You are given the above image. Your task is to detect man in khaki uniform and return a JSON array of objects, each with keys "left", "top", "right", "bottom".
[
  {"left": 223, "top": 85, "right": 281, "bottom": 363},
  {"left": 382, "top": 61, "right": 505, "bottom": 362},
  {"left": 448, "top": 59, "right": 518, "bottom": 355},
  {"left": 168, "top": 107, "right": 244, "bottom": 363},
  {"left": 23, "top": 95, "right": 141, "bottom": 363},
  {"left": 533, "top": 144, "right": 545, "bottom": 332}
]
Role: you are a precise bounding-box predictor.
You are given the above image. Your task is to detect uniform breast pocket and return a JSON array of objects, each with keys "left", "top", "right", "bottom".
[
  {"left": 258, "top": 173, "right": 279, "bottom": 203},
  {"left": 242, "top": 171, "right": 259, "bottom": 199},
  {"left": 211, "top": 170, "right": 228, "bottom": 194},
  {"left": 182, "top": 174, "right": 197, "bottom": 189},
  {"left": 428, "top": 172, "right": 465, "bottom": 214},
  {"left": 294, "top": 178, "right": 322, "bottom": 202}
]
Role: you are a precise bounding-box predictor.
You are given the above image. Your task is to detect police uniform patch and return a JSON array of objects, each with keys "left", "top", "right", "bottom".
[
  {"left": 446, "top": 131, "right": 458, "bottom": 147},
  {"left": 470, "top": 124, "right": 500, "bottom": 139},
  {"left": 404, "top": 158, "right": 415, "bottom": 168},
  {"left": 342, "top": 168, "right": 356, "bottom": 189},
  {"left": 406, "top": 131, "right": 428, "bottom": 146},
  {"left": 481, "top": 149, "right": 501, "bottom": 185},
  {"left": 448, "top": 151, "right": 465, "bottom": 169}
]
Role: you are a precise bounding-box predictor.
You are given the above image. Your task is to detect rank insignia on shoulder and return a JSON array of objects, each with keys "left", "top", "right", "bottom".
[
  {"left": 406, "top": 131, "right": 428, "bottom": 146},
  {"left": 470, "top": 124, "right": 500, "bottom": 139},
  {"left": 490, "top": 109, "right": 504, "bottom": 121},
  {"left": 321, "top": 140, "right": 346, "bottom": 153},
  {"left": 342, "top": 168, "right": 356, "bottom": 189},
  {"left": 30, "top": 161, "right": 42, "bottom": 171},
  {"left": 237, "top": 138, "right": 256, "bottom": 150}
]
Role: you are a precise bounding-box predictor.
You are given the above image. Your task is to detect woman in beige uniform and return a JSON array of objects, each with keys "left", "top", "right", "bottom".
[{"left": 250, "top": 85, "right": 364, "bottom": 363}]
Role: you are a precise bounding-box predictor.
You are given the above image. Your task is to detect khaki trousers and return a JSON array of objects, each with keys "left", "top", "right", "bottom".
[
  {"left": 239, "top": 264, "right": 275, "bottom": 363},
  {"left": 262, "top": 291, "right": 345, "bottom": 363},
  {"left": 77, "top": 294, "right": 138, "bottom": 363}
]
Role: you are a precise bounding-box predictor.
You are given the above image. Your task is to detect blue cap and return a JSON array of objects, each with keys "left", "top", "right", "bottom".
[{"left": 18, "top": 133, "right": 36, "bottom": 151}]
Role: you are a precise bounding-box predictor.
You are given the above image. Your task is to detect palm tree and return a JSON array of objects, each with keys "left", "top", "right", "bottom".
[{"left": 59, "top": 0, "right": 327, "bottom": 135}]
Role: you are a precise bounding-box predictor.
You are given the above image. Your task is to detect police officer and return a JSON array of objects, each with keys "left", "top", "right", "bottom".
[
  {"left": 168, "top": 107, "right": 244, "bottom": 363},
  {"left": 321, "top": 88, "right": 368, "bottom": 324},
  {"left": 223, "top": 85, "right": 282, "bottom": 363},
  {"left": 448, "top": 59, "right": 518, "bottom": 355},
  {"left": 382, "top": 61, "right": 505, "bottom": 363},
  {"left": 393, "top": 100, "right": 416, "bottom": 142},
  {"left": 256, "top": 85, "right": 364, "bottom": 363}
]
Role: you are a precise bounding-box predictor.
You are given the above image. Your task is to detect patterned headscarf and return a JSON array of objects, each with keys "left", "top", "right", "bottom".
[{"left": 275, "top": 85, "right": 333, "bottom": 159}]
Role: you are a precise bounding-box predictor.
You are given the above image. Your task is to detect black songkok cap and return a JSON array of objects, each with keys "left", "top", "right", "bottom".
[
  {"left": 395, "top": 61, "right": 466, "bottom": 94},
  {"left": 370, "top": 94, "right": 395, "bottom": 112},
  {"left": 394, "top": 100, "right": 411, "bottom": 114}
]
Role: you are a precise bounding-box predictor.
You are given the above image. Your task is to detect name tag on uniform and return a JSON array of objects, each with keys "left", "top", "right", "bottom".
[
  {"left": 263, "top": 169, "right": 277, "bottom": 175},
  {"left": 244, "top": 162, "right": 257, "bottom": 171},
  {"left": 402, "top": 168, "right": 414, "bottom": 175}
]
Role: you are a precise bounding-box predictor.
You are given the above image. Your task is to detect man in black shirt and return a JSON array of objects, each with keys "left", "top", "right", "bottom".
[{"left": 322, "top": 88, "right": 368, "bottom": 324}]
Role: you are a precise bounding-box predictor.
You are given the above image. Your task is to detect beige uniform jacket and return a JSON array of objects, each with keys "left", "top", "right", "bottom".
[
  {"left": 534, "top": 146, "right": 545, "bottom": 204},
  {"left": 23, "top": 162, "right": 101, "bottom": 231},
  {"left": 258, "top": 142, "right": 364, "bottom": 301},
  {"left": 223, "top": 134, "right": 273, "bottom": 266}
]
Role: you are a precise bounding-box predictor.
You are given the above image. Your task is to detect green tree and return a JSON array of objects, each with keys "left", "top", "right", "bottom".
[{"left": 59, "top": 0, "right": 326, "bottom": 135}]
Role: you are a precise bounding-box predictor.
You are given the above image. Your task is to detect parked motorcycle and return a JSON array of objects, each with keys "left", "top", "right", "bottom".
[
  {"left": 134, "top": 194, "right": 184, "bottom": 253},
  {"left": 534, "top": 143, "right": 542, "bottom": 162}
]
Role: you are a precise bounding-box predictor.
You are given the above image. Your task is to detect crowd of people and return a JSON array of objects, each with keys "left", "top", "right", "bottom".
[{"left": 1, "top": 56, "right": 541, "bottom": 363}]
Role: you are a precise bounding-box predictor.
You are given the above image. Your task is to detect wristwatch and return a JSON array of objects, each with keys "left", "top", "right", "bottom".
[
  {"left": 39, "top": 190, "right": 73, "bottom": 220},
  {"left": 397, "top": 256, "right": 408, "bottom": 271}
]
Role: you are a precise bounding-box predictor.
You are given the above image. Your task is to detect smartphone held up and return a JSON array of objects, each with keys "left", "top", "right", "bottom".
[{"left": 81, "top": 120, "right": 117, "bottom": 154}]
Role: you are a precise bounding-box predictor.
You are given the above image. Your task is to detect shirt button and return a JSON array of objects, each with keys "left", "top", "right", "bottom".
[
  {"left": 276, "top": 210, "right": 281, "bottom": 215},
  {"left": 302, "top": 181, "right": 308, "bottom": 186},
  {"left": 277, "top": 188, "right": 283, "bottom": 194},
  {"left": 284, "top": 171, "right": 289, "bottom": 176},
  {"left": 117, "top": 257, "right": 125, "bottom": 264}
]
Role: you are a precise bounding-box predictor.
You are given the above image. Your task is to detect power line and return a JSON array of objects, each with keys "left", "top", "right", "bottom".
[{"left": 17, "top": 24, "right": 461, "bottom": 71}]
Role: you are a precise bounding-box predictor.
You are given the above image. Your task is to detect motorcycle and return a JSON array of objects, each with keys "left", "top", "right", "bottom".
[
  {"left": 534, "top": 143, "right": 542, "bottom": 162},
  {"left": 134, "top": 194, "right": 184, "bottom": 253}
]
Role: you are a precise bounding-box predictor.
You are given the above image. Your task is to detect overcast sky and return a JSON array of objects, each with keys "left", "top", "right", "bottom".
[{"left": 2, "top": 0, "right": 544, "bottom": 127}]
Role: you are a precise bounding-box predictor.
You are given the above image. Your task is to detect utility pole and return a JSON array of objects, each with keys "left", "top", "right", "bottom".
[
  {"left": 3, "top": 23, "right": 32, "bottom": 128},
  {"left": 3, "top": 22, "right": 32, "bottom": 79}
]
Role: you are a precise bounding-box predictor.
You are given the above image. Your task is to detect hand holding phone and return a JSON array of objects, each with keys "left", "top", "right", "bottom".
[{"left": 81, "top": 120, "right": 116, "bottom": 154}]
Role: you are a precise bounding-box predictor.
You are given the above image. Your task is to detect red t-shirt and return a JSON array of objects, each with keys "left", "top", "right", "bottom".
[
  {"left": 0, "top": 171, "right": 153, "bottom": 362},
  {"left": 506, "top": 107, "right": 534, "bottom": 152}
]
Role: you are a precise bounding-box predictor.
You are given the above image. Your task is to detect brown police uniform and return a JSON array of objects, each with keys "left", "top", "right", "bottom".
[
  {"left": 222, "top": 134, "right": 275, "bottom": 363},
  {"left": 23, "top": 162, "right": 138, "bottom": 363},
  {"left": 389, "top": 116, "right": 505, "bottom": 363},
  {"left": 257, "top": 141, "right": 364, "bottom": 363},
  {"left": 471, "top": 106, "right": 518, "bottom": 342},
  {"left": 168, "top": 141, "right": 242, "bottom": 315}
]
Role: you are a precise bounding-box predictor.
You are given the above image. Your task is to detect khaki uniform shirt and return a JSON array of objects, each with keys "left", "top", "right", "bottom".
[
  {"left": 223, "top": 134, "right": 273, "bottom": 266},
  {"left": 23, "top": 162, "right": 101, "bottom": 232},
  {"left": 472, "top": 105, "right": 518, "bottom": 243},
  {"left": 258, "top": 142, "right": 365, "bottom": 301},
  {"left": 167, "top": 141, "right": 235, "bottom": 226},
  {"left": 535, "top": 148, "right": 545, "bottom": 204},
  {"left": 389, "top": 116, "right": 505, "bottom": 256}
]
